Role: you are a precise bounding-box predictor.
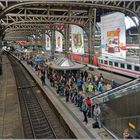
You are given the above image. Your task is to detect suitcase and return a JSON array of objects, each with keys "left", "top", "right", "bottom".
[{"left": 92, "top": 122, "right": 99, "bottom": 128}]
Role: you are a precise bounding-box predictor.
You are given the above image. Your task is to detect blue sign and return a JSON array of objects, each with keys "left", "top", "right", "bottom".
[{"left": 35, "top": 57, "right": 44, "bottom": 62}]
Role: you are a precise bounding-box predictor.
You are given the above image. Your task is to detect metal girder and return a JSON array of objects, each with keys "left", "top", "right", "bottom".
[
  {"left": 1, "top": 9, "right": 89, "bottom": 29},
  {"left": 5, "top": 23, "right": 65, "bottom": 33},
  {"left": 4, "top": 23, "right": 65, "bottom": 41},
  {"left": 0, "top": 1, "right": 139, "bottom": 44},
  {"left": 0, "top": 1, "right": 139, "bottom": 18},
  {"left": 0, "top": 1, "right": 139, "bottom": 27},
  {"left": 0, "top": 2, "right": 5, "bottom": 10},
  {"left": 0, "top": 1, "right": 139, "bottom": 33}
]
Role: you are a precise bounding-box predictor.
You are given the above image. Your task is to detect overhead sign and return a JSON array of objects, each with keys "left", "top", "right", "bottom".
[
  {"left": 55, "top": 31, "right": 63, "bottom": 52},
  {"left": 71, "top": 25, "right": 84, "bottom": 55},
  {"left": 101, "top": 12, "right": 126, "bottom": 59},
  {"left": 45, "top": 34, "right": 51, "bottom": 50}
]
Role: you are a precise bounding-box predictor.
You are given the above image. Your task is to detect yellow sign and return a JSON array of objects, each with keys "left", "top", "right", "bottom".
[{"left": 129, "top": 122, "right": 136, "bottom": 129}]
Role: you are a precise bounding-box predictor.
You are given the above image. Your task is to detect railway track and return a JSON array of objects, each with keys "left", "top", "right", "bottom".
[{"left": 7, "top": 54, "right": 68, "bottom": 139}]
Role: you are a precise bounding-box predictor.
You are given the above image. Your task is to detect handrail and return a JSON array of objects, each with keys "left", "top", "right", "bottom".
[
  {"left": 104, "top": 115, "right": 140, "bottom": 138},
  {"left": 90, "top": 77, "right": 140, "bottom": 100},
  {"left": 104, "top": 115, "right": 140, "bottom": 121},
  {"left": 94, "top": 82, "right": 140, "bottom": 103}
]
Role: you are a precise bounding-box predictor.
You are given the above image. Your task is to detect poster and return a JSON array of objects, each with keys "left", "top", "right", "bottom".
[
  {"left": 45, "top": 34, "right": 51, "bottom": 50},
  {"left": 55, "top": 31, "right": 63, "bottom": 52},
  {"left": 71, "top": 25, "right": 84, "bottom": 54},
  {"left": 101, "top": 12, "right": 126, "bottom": 59}
]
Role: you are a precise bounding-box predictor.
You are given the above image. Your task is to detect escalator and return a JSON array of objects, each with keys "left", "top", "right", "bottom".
[{"left": 91, "top": 78, "right": 140, "bottom": 138}]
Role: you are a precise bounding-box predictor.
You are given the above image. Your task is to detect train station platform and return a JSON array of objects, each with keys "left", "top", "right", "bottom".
[
  {"left": 0, "top": 55, "right": 24, "bottom": 138},
  {"left": 20, "top": 56, "right": 113, "bottom": 139}
]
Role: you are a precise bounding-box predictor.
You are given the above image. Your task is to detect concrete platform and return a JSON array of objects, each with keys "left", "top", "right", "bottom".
[
  {"left": 0, "top": 55, "right": 24, "bottom": 138},
  {"left": 19, "top": 57, "right": 113, "bottom": 139}
]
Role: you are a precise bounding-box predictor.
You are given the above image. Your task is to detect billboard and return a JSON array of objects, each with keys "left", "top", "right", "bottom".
[
  {"left": 55, "top": 31, "right": 63, "bottom": 52},
  {"left": 101, "top": 12, "right": 126, "bottom": 59},
  {"left": 45, "top": 34, "right": 51, "bottom": 50},
  {"left": 71, "top": 25, "right": 84, "bottom": 54}
]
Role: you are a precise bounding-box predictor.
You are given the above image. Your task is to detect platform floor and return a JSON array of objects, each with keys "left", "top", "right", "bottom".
[
  {"left": 0, "top": 55, "right": 24, "bottom": 138},
  {"left": 21, "top": 59, "right": 113, "bottom": 139}
]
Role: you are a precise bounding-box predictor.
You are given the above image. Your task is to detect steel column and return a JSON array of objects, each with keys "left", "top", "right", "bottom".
[
  {"left": 88, "top": 8, "right": 94, "bottom": 64},
  {"left": 42, "top": 32, "right": 46, "bottom": 52},
  {"left": 93, "top": 9, "right": 96, "bottom": 64},
  {"left": 51, "top": 28, "right": 55, "bottom": 59},
  {"left": 64, "top": 24, "right": 70, "bottom": 57}
]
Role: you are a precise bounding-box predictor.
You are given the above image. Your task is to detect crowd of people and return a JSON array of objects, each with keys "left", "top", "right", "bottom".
[{"left": 17, "top": 53, "right": 118, "bottom": 129}]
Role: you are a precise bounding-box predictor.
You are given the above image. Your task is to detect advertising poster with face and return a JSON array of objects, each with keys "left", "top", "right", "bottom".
[
  {"left": 71, "top": 25, "right": 84, "bottom": 54},
  {"left": 55, "top": 31, "right": 63, "bottom": 52},
  {"left": 101, "top": 12, "right": 126, "bottom": 59},
  {"left": 45, "top": 34, "right": 51, "bottom": 50}
]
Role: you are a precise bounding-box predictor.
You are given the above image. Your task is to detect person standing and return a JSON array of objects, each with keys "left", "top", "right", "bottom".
[
  {"left": 81, "top": 71, "right": 84, "bottom": 81},
  {"left": 65, "top": 87, "right": 70, "bottom": 102},
  {"left": 94, "top": 103, "right": 101, "bottom": 128},
  {"left": 85, "top": 97, "right": 92, "bottom": 118},
  {"left": 84, "top": 70, "right": 88, "bottom": 82},
  {"left": 41, "top": 73, "right": 45, "bottom": 85},
  {"left": 82, "top": 99, "right": 88, "bottom": 124}
]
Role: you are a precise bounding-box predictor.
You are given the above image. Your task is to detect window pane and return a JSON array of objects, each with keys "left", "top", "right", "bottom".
[
  {"left": 104, "top": 60, "right": 108, "bottom": 64},
  {"left": 127, "top": 64, "right": 132, "bottom": 70},
  {"left": 101, "top": 60, "right": 103, "bottom": 64},
  {"left": 121, "top": 63, "right": 125, "bottom": 68},
  {"left": 135, "top": 66, "right": 140, "bottom": 71},
  {"left": 109, "top": 61, "right": 113, "bottom": 65},
  {"left": 114, "top": 62, "right": 118, "bottom": 67}
]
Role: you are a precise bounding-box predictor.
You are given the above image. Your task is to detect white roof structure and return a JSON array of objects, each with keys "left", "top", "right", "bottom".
[{"left": 47, "top": 57, "right": 85, "bottom": 70}]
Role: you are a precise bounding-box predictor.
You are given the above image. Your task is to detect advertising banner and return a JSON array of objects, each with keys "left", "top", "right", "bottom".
[
  {"left": 45, "top": 34, "right": 51, "bottom": 50},
  {"left": 55, "top": 31, "right": 63, "bottom": 52},
  {"left": 71, "top": 25, "right": 84, "bottom": 54},
  {"left": 101, "top": 12, "right": 126, "bottom": 59}
]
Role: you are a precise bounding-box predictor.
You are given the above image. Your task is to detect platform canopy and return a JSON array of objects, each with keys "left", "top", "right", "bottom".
[{"left": 47, "top": 57, "right": 85, "bottom": 70}]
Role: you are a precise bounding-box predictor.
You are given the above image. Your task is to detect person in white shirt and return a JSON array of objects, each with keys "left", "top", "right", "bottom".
[{"left": 94, "top": 103, "right": 101, "bottom": 128}]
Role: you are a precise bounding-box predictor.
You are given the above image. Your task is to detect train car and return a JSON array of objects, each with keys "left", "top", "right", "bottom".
[{"left": 97, "top": 56, "right": 140, "bottom": 78}]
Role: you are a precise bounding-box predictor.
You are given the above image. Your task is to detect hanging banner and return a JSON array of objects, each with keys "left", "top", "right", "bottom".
[
  {"left": 101, "top": 12, "right": 126, "bottom": 59},
  {"left": 55, "top": 31, "right": 63, "bottom": 52},
  {"left": 71, "top": 25, "right": 84, "bottom": 54},
  {"left": 45, "top": 34, "right": 51, "bottom": 50}
]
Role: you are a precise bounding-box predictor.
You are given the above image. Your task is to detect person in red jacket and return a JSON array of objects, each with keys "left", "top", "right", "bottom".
[{"left": 85, "top": 97, "right": 92, "bottom": 118}]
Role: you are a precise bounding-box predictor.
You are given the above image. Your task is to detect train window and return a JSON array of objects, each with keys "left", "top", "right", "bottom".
[
  {"left": 134, "top": 66, "right": 140, "bottom": 71},
  {"left": 101, "top": 60, "right": 103, "bottom": 64},
  {"left": 104, "top": 60, "right": 108, "bottom": 64},
  {"left": 127, "top": 64, "right": 132, "bottom": 70},
  {"left": 109, "top": 61, "right": 113, "bottom": 66},
  {"left": 114, "top": 62, "right": 118, "bottom": 67},
  {"left": 120, "top": 63, "right": 125, "bottom": 68}
]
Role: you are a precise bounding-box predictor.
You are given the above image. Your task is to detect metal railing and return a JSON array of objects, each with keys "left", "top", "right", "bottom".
[
  {"left": 91, "top": 78, "right": 140, "bottom": 103},
  {"left": 103, "top": 115, "right": 140, "bottom": 138}
]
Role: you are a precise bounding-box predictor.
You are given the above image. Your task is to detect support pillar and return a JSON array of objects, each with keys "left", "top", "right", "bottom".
[
  {"left": 64, "top": 24, "right": 70, "bottom": 57},
  {"left": 42, "top": 32, "right": 46, "bottom": 51},
  {"left": 88, "top": 8, "right": 96, "bottom": 64},
  {"left": 93, "top": 9, "right": 97, "bottom": 64},
  {"left": 51, "top": 28, "right": 55, "bottom": 59}
]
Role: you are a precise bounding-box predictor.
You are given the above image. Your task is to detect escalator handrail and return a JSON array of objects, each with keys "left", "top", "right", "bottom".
[
  {"left": 99, "top": 82, "right": 140, "bottom": 103},
  {"left": 90, "top": 77, "right": 140, "bottom": 100}
]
